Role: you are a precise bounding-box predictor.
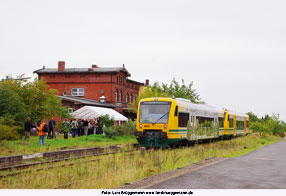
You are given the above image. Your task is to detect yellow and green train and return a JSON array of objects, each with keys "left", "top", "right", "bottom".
[{"left": 135, "top": 97, "right": 249, "bottom": 147}]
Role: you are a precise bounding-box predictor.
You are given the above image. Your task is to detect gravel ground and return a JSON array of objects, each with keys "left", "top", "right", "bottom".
[{"left": 117, "top": 156, "right": 226, "bottom": 189}]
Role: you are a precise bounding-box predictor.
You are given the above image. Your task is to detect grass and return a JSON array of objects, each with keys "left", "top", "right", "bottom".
[
  {"left": 0, "top": 134, "right": 281, "bottom": 189},
  {"left": 0, "top": 134, "right": 137, "bottom": 156}
]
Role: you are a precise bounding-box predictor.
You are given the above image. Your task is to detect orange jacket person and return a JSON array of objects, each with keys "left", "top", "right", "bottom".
[{"left": 37, "top": 120, "right": 47, "bottom": 145}]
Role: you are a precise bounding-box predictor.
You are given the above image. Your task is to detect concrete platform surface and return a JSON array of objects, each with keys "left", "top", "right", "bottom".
[{"left": 148, "top": 140, "right": 286, "bottom": 189}]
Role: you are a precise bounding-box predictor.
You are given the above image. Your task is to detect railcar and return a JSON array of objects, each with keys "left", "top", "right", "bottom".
[{"left": 135, "top": 97, "right": 249, "bottom": 147}]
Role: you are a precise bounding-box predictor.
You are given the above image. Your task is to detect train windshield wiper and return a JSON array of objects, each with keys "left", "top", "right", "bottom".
[{"left": 153, "top": 112, "right": 169, "bottom": 125}]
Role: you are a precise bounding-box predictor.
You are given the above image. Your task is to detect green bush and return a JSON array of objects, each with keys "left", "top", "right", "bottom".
[
  {"left": 114, "top": 120, "right": 136, "bottom": 136},
  {"left": 249, "top": 114, "right": 286, "bottom": 137},
  {"left": 278, "top": 132, "right": 285, "bottom": 138},
  {"left": 0, "top": 116, "right": 21, "bottom": 141},
  {"left": 250, "top": 121, "right": 269, "bottom": 137},
  {"left": 103, "top": 120, "right": 136, "bottom": 139},
  {"left": 56, "top": 120, "right": 70, "bottom": 133},
  {"left": 99, "top": 114, "right": 115, "bottom": 129},
  {"left": 103, "top": 126, "right": 118, "bottom": 139},
  {"left": 0, "top": 124, "right": 20, "bottom": 140}
]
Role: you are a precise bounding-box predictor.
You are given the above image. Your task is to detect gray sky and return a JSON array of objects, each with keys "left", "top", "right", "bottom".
[{"left": 0, "top": 0, "right": 285, "bottom": 120}]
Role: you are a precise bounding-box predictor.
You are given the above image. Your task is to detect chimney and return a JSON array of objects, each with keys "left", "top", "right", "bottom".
[
  {"left": 92, "top": 64, "right": 98, "bottom": 68},
  {"left": 88, "top": 68, "right": 93, "bottom": 72},
  {"left": 145, "top": 79, "right": 149, "bottom": 86},
  {"left": 58, "top": 61, "right": 65, "bottom": 71}
]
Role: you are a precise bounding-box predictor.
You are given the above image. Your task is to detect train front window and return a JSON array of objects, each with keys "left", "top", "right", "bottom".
[{"left": 139, "top": 101, "right": 172, "bottom": 124}]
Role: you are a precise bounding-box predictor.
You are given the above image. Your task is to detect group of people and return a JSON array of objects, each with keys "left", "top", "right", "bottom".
[
  {"left": 69, "top": 119, "right": 99, "bottom": 138},
  {"left": 24, "top": 117, "right": 101, "bottom": 145},
  {"left": 24, "top": 117, "right": 56, "bottom": 145}
]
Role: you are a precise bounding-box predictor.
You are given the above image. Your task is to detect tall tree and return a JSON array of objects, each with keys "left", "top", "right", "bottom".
[
  {"left": 0, "top": 77, "right": 70, "bottom": 126},
  {"left": 129, "top": 78, "right": 202, "bottom": 112}
]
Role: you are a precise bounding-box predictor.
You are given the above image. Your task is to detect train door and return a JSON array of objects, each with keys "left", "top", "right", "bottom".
[
  {"left": 189, "top": 113, "right": 196, "bottom": 127},
  {"left": 214, "top": 117, "right": 218, "bottom": 137},
  {"left": 189, "top": 112, "right": 196, "bottom": 140}
]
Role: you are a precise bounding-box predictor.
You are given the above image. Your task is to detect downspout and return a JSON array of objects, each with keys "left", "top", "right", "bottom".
[{"left": 110, "top": 73, "right": 112, "bottom": 103}]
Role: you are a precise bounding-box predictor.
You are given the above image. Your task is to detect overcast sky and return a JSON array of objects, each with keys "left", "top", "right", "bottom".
[{"left": 0, "top": 0, "right": 285, "bottom": 120}]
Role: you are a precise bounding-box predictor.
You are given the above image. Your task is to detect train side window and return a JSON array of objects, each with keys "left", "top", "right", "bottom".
[
  {"left": 174, "top": 106, "right": 178, "bottom": 116},
  {"left": 179, "top": 112, "right": 189, "bottom": 127},
  {"left": 218, "top": 117, "right": 224, "bottom": 128},
  {"left": 197, "top": 116, "right": 214, "bottom": 127}
]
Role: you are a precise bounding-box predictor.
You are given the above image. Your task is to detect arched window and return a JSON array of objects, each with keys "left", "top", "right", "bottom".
[
  {"left": 126, "top": 93, "right": 129, "bottom": 103},
  {"left": 119, "top": 90, "right": 122, "bottom": 102},
  {"left": 130, "top": 94, "right": 133, "bottom": 104},
  {"left": 115, "top": 89, "right": 118, "bottom": 102}
]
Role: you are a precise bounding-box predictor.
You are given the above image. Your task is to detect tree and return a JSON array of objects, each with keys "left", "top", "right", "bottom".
[
  {"left": 129, "top": 78, "right": 202, "bottom": 112},
  {"left": 0, "top": 77, "right": 70, "bottom": 140},
  {"left": 249, "top": 113, "right": 286, "bottom": 137},
  {"left": 20, "top": 78, "right": 70, "bottom": 122},
  {"left": 0, "top": 82, "right": 26, "bottom": 123},
  {"left": 161, "top": 78, "right": 201, "bottom": 103},
  {"left": 247, "top": 112, "right": 259, "bottom": 123}
]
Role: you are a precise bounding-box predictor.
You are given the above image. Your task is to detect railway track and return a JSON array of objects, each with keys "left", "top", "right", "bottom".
[
  {"left": 0, "top": 135, "right": 247, "bottom": 186},
  {"left": 0, "top": 144, "right": 139, "bottom": 179}
]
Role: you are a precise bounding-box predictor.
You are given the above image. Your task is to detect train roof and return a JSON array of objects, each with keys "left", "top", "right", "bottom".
[
  {"left": 139, "top": 97, "right": 248, "bottom": 119},
  {"left": 175, "top": 98, "right": 223, "bottom": 118}
]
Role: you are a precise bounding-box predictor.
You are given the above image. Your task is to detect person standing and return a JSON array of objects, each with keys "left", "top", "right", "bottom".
[
  {"left": 88, "top": 121, "right": 93, "bottom": 135},
  {"left": 37, "top": 119, "right": 47, "bottom": 146},
  {"left": 77, "top": 119, "right": 83, "bottom": 137},
  {"left": 70, "top": 119, "right": 78, "bottom": 138},
  {"left": 24, "top": 117, "right": 32, "bottom": 143},
  {"left": 83, "top": 119, "right": 88, "bottom": 136},
  {"left": 48, "top": 118, "right": 56, "bottom": 139}
]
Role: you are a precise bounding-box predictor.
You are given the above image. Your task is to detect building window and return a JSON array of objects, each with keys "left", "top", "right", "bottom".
[
  {"left": 126, "top": 93, "right": 129, "bottom": 103},
  {"left": 130, "top": 94, "right": 133, "bottom": 104},
  {"left": 96, "top": 73, "right": 101, "bottom": 78},
  {"left": 65, "top": 74, "right": 71, "bottom": 78},
  {"left": 119, "top": 90, "right": 122, "bottom": 102},
  {"left": 50, "top": 74, "right": 56, "bottom": 78},
  {"left": 115, "top": 90, "right": 118, "bottom": 102},
  {"left": 68, "top": 108, "right": 74, "bottom": 113},
  {"left": 80, "top": 74, "right": 85, "bottom": 78},
  {"left": 71, "top": 88, "right": 85, "bottom": 96}
]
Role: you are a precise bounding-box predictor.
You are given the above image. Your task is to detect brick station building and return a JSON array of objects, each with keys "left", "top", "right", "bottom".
[{"left": 33, "top": 61, "right": 148, "bottom": 118}]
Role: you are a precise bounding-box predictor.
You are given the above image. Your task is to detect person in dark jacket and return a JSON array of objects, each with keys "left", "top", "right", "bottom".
[
  {"left": 83, "top": 119, "right": 89, "bottom": 136},
  {"left": 48, "top": 118, "right": 56, "bottom": 139},
  {"left": 77, "top": 119, "right": 83, "bottom": 137},
  {"left": 24, "top": 117, "right": 32, "bottom": 143}
]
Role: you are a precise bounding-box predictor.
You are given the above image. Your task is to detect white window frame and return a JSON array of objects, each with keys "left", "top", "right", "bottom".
[{"left": 71, "top": 88, "right": 85, "bottom": 96}]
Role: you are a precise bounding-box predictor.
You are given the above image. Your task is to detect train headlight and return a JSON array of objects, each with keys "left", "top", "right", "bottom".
[
  {"left": 139, "top": 124, "right": 142, "bottom": 129},
  {"left": 164, "top": 124, "right": 167, "bottom": 130}
]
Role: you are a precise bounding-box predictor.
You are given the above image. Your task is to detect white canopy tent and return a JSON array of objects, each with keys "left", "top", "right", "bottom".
[{"left": 71, "top": 106, "right": 128, "bottom": 123}]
